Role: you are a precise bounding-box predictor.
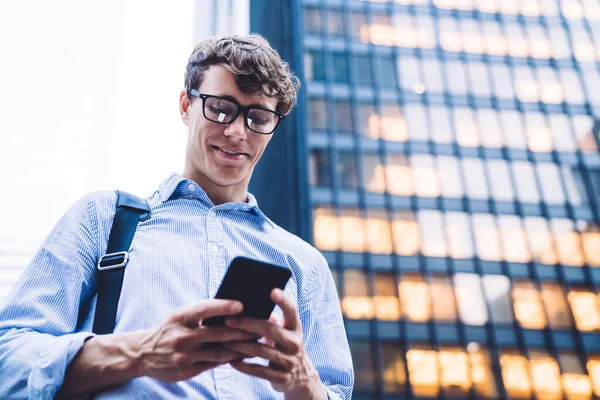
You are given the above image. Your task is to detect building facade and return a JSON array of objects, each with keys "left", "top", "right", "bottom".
[{"left": 250, "top": 0, "right": 600, "bottom": 398}]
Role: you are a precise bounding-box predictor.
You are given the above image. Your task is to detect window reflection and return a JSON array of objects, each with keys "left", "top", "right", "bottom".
[
  {"left": 525, "top": 217, "right": 558, "bottom": 264},
  {"left": 334, "top": 101, "right": 353, "bottom": 133},
  {"left": 381, "top": 343, "right": 406, "bottom": 394},
  {"left": 472, "top": 214, "right": 502, "bottom": 261},
  {"left": 454, "top": 273, "right": 489, "bottom": 326},
  {"left": 342, "top": 270, "right": 374, "bottom": 320},
  {"left": 500, "top": 110, "right": 528, "bottom": 149},
  {"left": 362, "top": 154, "right": 385, "bottom": 193},
  {"left": 429, "top": 105, "right": 454, "bottom": 144},
  {"left": 374, "top": 272, "right": 400, "bottom": 320},
  {"left": 478, "top": 109, "right": 503, "bottom": 148},
  {"left": 309, "top": 99, "right": 327, "bottom": 130},
  {"left": 386, "top": 154, "right": 414, "bottom": 196},
  {"left": 580, "top": 222, "right": 600, "bottom": 267},
  {"left": 445, "top": 212, "right": 475, "bottom": 259},
  {"left": 525, "top": 112, "right": 554, "bottom": 152},
  {"left": 337, "top": 152, "right": 359, "bottom": 189},
  {"left": 404, "top": 103, "right": 428, "bottom": 142},
  {"left": 482, "top": 275, "right": 514, "bottom": 324},
  {"left": 407, "top": 347, "right": 440, "bottom": 397},
  {"left": 411, "top": 154, "right": 440, "bottom": 198},
  {"left": 537, "top": 163, "right": 566, "bottom": 204},
  {"left": 313, "top": 207, "right": 339, "bottom": 251},
  {"left": 339, "top": 208, "right": 366, "bottom": 253},
  {"left": 487, "top": 159, "right": 514, "bottom": 202},
  {"left": 392, "top": 212, "right": 421, "bottom": 255},
  {"left": 529, "top": 350, "right": 562, "bottom": 399},
  {"left": 512, "top": 281, "right": 547, "bottom": 329},
  {"left": 559, "top": 352, "right": 593, "bottom": 400},
  {"left": 430, "top": 276, "right": 458, "bottom": 322},
  {"left": 399, "top": 274, "right": 431, "bottom": 322},
  {"left": 418, "top": 210, "right": 447, "bottom": 257},
  {"left": 462, "top": 158, "right": 489, "bottom": 200},
  {"left": 381, "top": 103, "right": 407, "bottom": 142},
  {"left": 551, "top": 219, "right": 585, "bottom": 267},
  {"left": 541, "top": 282, "right": 572, "bottom": 329},
  {"left": 454, "top": 108, "right": 480, "bottom": 147},
  {"left": 512, "top": 161, "right": 541, "bottom": 204},
  {"left": 437, "top": 156, "right": 464, "bottom": 198},
  {"left": 500, "top": 352, "right": 533, "bottom": 399},
  {"left": 367, "top": 209, "right": 393, "bottom": 255},
  {"left": 309, "top": 150, "right": 331, "bottom": 187},
  {"left": 568, "top": 290, "right": 600, "bottom": 332},
  {"left": 499, "top": 215, "right": 531, "bottom": 263}
]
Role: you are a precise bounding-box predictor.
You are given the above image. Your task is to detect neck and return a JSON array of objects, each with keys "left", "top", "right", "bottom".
[{"left": 181, "top": 169, "right": 248, "bottom": 206}]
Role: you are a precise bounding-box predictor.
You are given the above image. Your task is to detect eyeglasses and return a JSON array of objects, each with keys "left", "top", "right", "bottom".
[{"left": 189, "top": 89, "right": 285, "bottom": 135}]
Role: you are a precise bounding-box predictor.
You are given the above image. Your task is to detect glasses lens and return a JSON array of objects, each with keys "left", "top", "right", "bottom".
[
  {"left": 247, "top": 108, "right": 279, "bottom": 134},
  {"left": 204, "top": 97, "right": 237, "bottom": 123}
]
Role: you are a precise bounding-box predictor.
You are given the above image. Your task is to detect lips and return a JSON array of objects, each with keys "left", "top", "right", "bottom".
[{"left": 211, "top": 145, "right": 249, "bottom": 158}]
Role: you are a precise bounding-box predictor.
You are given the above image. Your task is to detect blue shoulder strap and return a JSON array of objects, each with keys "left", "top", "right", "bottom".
[{"left": 92, "top": 191, "right": 150, "bottom": 335}]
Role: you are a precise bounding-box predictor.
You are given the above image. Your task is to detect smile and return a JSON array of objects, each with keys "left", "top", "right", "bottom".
[{"left": 212, "top": 145, "right": 248, "bottom": 159}]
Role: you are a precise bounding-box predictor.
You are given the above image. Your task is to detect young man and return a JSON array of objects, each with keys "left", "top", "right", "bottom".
[{"left": 0, "top": 35, "right": 353, "bottom": 399}]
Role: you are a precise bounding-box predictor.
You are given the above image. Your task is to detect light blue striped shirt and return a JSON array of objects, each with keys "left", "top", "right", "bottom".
[{"left": 0, "top": 173, "right": 353, "bottom": 399}]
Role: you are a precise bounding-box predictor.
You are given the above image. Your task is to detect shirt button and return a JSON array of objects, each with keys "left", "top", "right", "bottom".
[
  {"left": 188, "top": 184, "right": 195, "bottom": 191},
  {"left": 211, "top": 245, "right": 219, "bottom": 253}
]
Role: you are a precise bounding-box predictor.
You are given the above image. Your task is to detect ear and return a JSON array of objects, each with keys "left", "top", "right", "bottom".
[{"left": 179, "top": 90, "right": 191, "bottom": 126}]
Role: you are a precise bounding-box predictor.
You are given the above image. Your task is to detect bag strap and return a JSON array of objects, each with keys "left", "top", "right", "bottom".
[{"left": 92, "top": 191, "right": 150, "bottom": 335}]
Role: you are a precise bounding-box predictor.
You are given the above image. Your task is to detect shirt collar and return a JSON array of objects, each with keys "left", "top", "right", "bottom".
[{"left": 157, "top": 172, "right": 274, "bottom": 227}]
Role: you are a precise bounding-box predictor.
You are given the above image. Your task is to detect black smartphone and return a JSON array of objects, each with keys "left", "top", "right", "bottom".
[{"left": 202, "top": 256, "right": 292, "bottom": 326}]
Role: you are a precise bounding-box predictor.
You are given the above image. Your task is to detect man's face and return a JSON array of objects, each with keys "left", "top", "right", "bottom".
[{"left": 181, "top": 65, "right": 277, "bottom": 191}]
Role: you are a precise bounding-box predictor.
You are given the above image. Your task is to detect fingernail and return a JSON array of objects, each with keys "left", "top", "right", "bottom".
[
  {"left": 230, "top": 302, "right": 242, "bottom": 313},
  {"left": 272, "top": 289, "right": 282, "bottom": 301}
]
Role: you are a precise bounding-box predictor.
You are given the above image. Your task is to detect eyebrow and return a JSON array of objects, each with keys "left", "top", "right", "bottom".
[{"left": 217, "top": 93, "right": 274, "bottom": 111}]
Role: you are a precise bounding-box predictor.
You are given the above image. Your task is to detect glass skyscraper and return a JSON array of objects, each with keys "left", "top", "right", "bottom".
[{"left": 250, "top": 0, "right": 600, "bottom": 398}]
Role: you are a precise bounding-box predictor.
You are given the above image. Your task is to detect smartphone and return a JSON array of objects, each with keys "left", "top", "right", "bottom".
[{"left": 202, "top": 256, "right": 292, "bottom": 326}]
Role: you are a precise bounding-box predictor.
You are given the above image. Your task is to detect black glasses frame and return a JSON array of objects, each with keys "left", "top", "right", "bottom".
[{"left": 189, "top": 89, "right": 285, "bottom": 135}]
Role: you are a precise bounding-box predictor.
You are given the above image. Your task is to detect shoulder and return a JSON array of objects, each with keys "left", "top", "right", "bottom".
[{"left": 268, "top": 222, "right": 329, "bottom": 271}]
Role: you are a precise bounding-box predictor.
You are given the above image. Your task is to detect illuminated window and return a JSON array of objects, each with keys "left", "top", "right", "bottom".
[
  {"left": 512, "top": 280, "right": 547, "bottom": 329},
  {"left": 411, "top": 154, "right": 440, "bottom": 198},
  {"left": 515, "top": 66, "right": 539, "bottom": 102},
  {"left": 580, "top": 222, "right": 600, "bottom": 267},
  {"left": 362, "top": 154, "right": 385, "bottom": 193},
  {"left": 541, "top": 282, "right": 572, "bottom": 329},
  {"left": 418, "top": 210, "right": 447, "bottom": 257},
  {"left": 392, "top": 212, "right": 421, "bottom": 255},
  {"left": 568, "top": 289, "right": 600, "bottom": 331},
  {"left": 505, "top": 22, "right": 529, "bottom": 58},
  {"left": 499, "top": 215, "right": 531, "bottom": 263},
  {"left": 309, "top": 99, "right": 327, "bottom": 130},
  {"left": 524, "top": 217, "right": 558, "bottom": 264},
  {"left": 478, "top": 109, "right": 503, "bottom": 148},
  {"left": 462, "top": 158, "right": 489, "bottom": 200},
  {"left": 538, "top": 67, "right": 564, "bottom": 104},
  {"left": 572, "top": 115, "right": 598, "bottom": 153},
  {"left": 337, "top": 152, "right": 358, "bottom": 189},
  {"left": 439, "top": 347, "right": 471, "bottom": 396},
  {"left": 560, "top": 69, "right": 585, "bottom": 104},
  {"left": 549, "top": 114, "right": 577, "bottom": 152},
  {"left": 499, "top": 0, "right": 520, "bottom": 15},
  {"left": 381, "top": 103, "right": 407, "bottom": 142},
  {"left": 500, "top": 110, "right": 528, "bottom": 149},
  {"left": 399, "top": 274, "right": 431, "bottom": 322},
  {"left": 404, "top": 103, "right": 428, "bottom": 142},
  {"left": 438, "top": 17, "right": 462, "bottom": 53},
  {"left": 374, "top": 272, "right": 400, "bottom": 320},
  {"left": 351, "top": 342, "right": 376, "bottom": 391},
  {"left": 454, "top": 108, "right": 480, "bottom": 147},
  {"left": 407, "top": 347, "right": 440, "bottom": 397},
  {"left": 482, "top": 274, "right": 514, "bottom": 324},
  {"left": 562, "top": 0, "right": 585, "bottom": 19},
  {"left": 548, "top": 24, "right": 572, "bottom": 59},
  {"left": 537, "top": 163, "right": 566, "bottom": 205},
  {"left": 437, "top": 156, "right": 463, "bottom": 198},
  {"left": 500, "top": 352, "right": 533, "bottom": 399},
  {"left": 313, "top": 207, "right": 339, "bottom": 251},
  {"left": 529, "top": 350, "right": 562, "bottom": 399},
  {"left": 475, "top": 0, "right": 498, "bottom": 13},
  {"left": 339, "top": 208, "right": 366, "bottom": 253},
  {"left": 414, "top": 14, "right": 437, "bottom": 49},
  {"left": 551, "top": 219, "right": 585, "bottom": 267},
  {"left": 430, "top": 276, "right": 458, "bottom": 321},
  {"left": 526, "top": 23, "right": 552, "bottom": 59},
  {"left": 454, "top": 273, "right": 489, "bottom": 326},
  {"left": 445, "top": 211, "right": 475, "bottom": 259},
  {"left": 367, "top": 209, "right": 393, "bottom": 255},
  {"left": 351, "top": 12, "right": 367, "bottom": 41},
  {"left": 482, "top": 19, "right": 507, "bottom": 56},
  {"left": 429, "top": 105, "right": 454, "bottom": 144},
  {"left": 358, "top": 103, "right": 378, "bottom": 139},
  {"left": 446, "top": 60, "right": 468, "bottom": 96},
  {"left": 342, "top": 269, "right": 374, "bottom": 319},
  {"left": 381, "top": 343, "right": 406, "bottom": 394},
  {"left": 525, "top": 111, "right": 554, "bottom": 152},
  {"left": 467, "top": 344, "right": 498, "bottom": 398},
  {"left": 491, "top": 64, "right": 515, "bottom": 99},
  {"left": 472, "top": 214, "right": 502, "bottom": 261},
  {"left": 487, "top": 159, "right": 514, "bottom": 202},
  {"left": 587, "top": 356, "right": 600, "bottom": 397},
  {"left": 559, "top": 352, "right": 593, "bottom": 400},
  {"left": 571, "top": 27, "right": 596, "bottom": 62},
  {"left": 512, "top": 161, "right": 541, "bottom": 204},
  {"left": 460, "top": 19, "right": 484, "bottom": 54},
  {"left": 386, "top": 154, "right": 414, "bottom": 196}
]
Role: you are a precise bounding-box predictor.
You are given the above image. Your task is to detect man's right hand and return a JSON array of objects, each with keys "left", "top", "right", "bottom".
[{"left": 57, "top": 299, "right": 254, "bottom": 399}]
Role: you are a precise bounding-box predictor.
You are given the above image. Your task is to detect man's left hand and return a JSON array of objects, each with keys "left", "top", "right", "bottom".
[{"left": 223, "top": 288, "right": 327, "bottom": 400}]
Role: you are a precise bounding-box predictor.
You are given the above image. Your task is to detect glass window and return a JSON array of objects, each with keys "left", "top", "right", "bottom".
[
  {"left": 381, "top": 103, "right": 407, "bottom": 142},
  {"left": 337, "top": 152, "right": 359, "bottom": 188},
  {"left": 538, "top": 66, "right": 564, "bottom": 104},
  {"left": 571, "top": 26, "right": 596, "bottom": 62},
  {"left": 437, "top": 156, "right": 464, "bottom": 198},
  {"left": 399, "top": 273, "right": 431, "bottom": 322},
  {"left": 407, "top": 347, "right": 440, "bottom": 397},
  {"left": 536, "top": 163, "right": 566, "bottom": 205},
  {"left": 468, "top": 61, "right": 491, "bottom": 97},
  {"left": 460, "top": 19, "right": 484, "bottom": 54},
  {"left": 560, "top": 69, "right": 585, "bottom": 104},
  {"left": 524, "top": 217, "right": 558, "bottom": 265},
  {"left": 342, "top": 269, "right": 374, "bottom": 319},
  {"left": 375, "top": 55, "right": 398, "bottom": 87},
  {"left": 386, "top": 154, "right": 413, "bottom": 196},
  {"left": 580, "top": 222, "right": 600, "bottom": 267},
  {"left": 472, "top": 214, "right": 502, "bottom": 261},
  {"left": 418, "top": 210, "right": 447, "bottom": 257},
  {"left": 428, "top": 105, "right": 454, "bottom": 144},
  {"left": 309, "top": 150, "right": 331, "bottom": 187},
  {"left": 414, "top": 14, "right": 437, "bottom": 49},
  {"left": 500, "top": 352, "right": 533, "bottom": 399},
  {"left": 309, "top": 99, "right": 328, "bottom": 130},
  {"left": 499, "top": 215, "right": 531, "bottom": 263},
  {"left": 529, "top": 350, "right": 562, "bottom": 399},
  {"left": 565, "top": 175, "right": 587, "bottom": 215},
  {"left": 352, "top": 11, "right": 369, "bottom": 42},
  {"left": 411, "top": 154, "right": 440, "bottom": 197},
  {"left": 572, "top": 115, "right": 598, "bottom": 153},
  {"left": 461, "top": 158, "right": 489, "bottom": 199},
  {"left": 326, "top": 10, "right": 344, "bottom": 36},
  {"left": 514, "top": 65, "right": 539, "bottom": 102},
  {"left": 354, "top": 55, "right": 373, "bottom": 86},
  {"left": 304, "top": 52, "right": 325, "bottom": 82},
  {"left": 500, "top": 110, "right": 528, "bottom": 149},
  {"left": 549, "top": 113, "right": 577, "bottom": 152},
  {"left": 559, "top": 353, "right": 592, "bottom": 399},
  {"left": 467, "top": 344, "right": 498, "bottom": 398},
  {"left": 454, "top": 273, "right": 489, "bottom": 326},
  {"left": 482, "top": 19, "right": 507, "bottom": 56},
  {"left": 304, "top": 7, "right": 323, "bottom": 33},
  {"left": 568, "top": 289, "right": 600, "bottom": 331},
  {"left": 512, "top": 280, "right": 547, "bottom": 329},
  {"left": 374, "top": 272, "right": 400, "bottom": 320},
  {"left": 551, "top": 218, "right": 585, "bottom": 266},
  {"left": 541, "top": 281, "right": 572, "bottom": 329},
  {"left": 482, "top": 274, "right": 513, "bottom": 324},
  {"left": 581, "top": 67, "right": 600, "bottom": 107},
  {"left": 438, "top": 17, "right": 462, "bottom": 52},
  {"left": 445, "top": 60, "right": 469, "bottom": 96},
  {"left": 314, "top": 207, "right": 339, "bottom": 251},
  {"left": 454, "top": 108, "right": 480, "bottom": 147},
  {"left": 430, "top": 276, "right": 458, "bottom": 321},
  {"left": 339, "top": 208, "right": 366, "bottom": 252},
  {"left": 505, "top": 21, "right": 529, "bottom": 58},
  {"left": 487, "top": 159, "right": 514, "bottom": 202},
  {"left": 351, "top": 342, "right": 376, "bottom": 391},
  {"left": 438, "top": 347, "right": 471, "bottom": 396},
  {"left": 381, "top": 343, "right": 406, "bottom": 394},
  {"left": 491, "top": 64, "right": 515, "bottom": 99},
  {"left": 478, "top": 109, "right": 503, "bottom": 148},
  {"left": 369, "top": 13, "right": 396, "bottom": 47},
  {"left": 358, "top": 103, "right": 377, "bottom": 139},
  {"left": 404, "top": 103, "right": 428, "bottom": 142},
  {"left": 362, "top": 153, "right": 385, "bottom": 193},
  {"left": 445, "top": 211, "right": 475, "bottom": 258},
  {"left": 334, "top": 101, "right": 353, "bottom": 133},
  {"left": 512, "top": 161, "right": 541, "bottom": 203},
  {"left": 397, "top": 56, "right": 421, "bottom": 93},
  {"left": 525, "top": 111, "right": 553, "bottom": 152},
  {"left": 392, "top": 13, "right": 419, "bottom": 48},
  {"left": 367, "top": 209, "right": 394, "bottom": 255},
  {"left": 392, "top": 211, "right": 421, "bottom": 255},
  {"left": 331, "top": 53, "right": 349, "bottom": 83},
  {"left": 548, "top": 23, "right": 572, "bottom": 59},
  {"left": 422, "top": 58, "right": 445, "bottom": 93},
  {"left": 587, "top": 356, "right": 600, "bottom": 398},
  {"left": 525, "top": 23, "right": 552, "bottom": 59}
]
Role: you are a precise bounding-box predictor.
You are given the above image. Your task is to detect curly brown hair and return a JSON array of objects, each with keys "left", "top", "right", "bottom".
[{"left": 184, "top": 34, "right": 300, "bottom": 115}]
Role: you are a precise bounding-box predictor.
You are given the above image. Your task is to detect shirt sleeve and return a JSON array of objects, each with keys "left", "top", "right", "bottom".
[
  {"left": 0, "top": 192, "right": 109, "bottom": 399},
  {"left": 299, "top": 252, "right": 354, "bottom": 400}
]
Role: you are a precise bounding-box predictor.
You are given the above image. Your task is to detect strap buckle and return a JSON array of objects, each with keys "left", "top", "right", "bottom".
[{"left": 97, "top": 251, "right": 129, "bottom": 271}]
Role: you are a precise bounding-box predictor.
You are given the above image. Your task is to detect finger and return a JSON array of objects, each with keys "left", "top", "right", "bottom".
[
  {"left": 271, "top": 289, "right": 300, "bottom": 331},
  {"left": 230, "top": 360, "right": 290, "bottom": 385},
  {"left": 263, "top": 314, "right": 281, "bottom": 347},
  {"left": 176, "top": 300, "right": 243, "bottom": 328},
  {"left": 225, "top": 317, "right": 299, "bottom": 355},
  {"left": 224, "top": 341, "right": 294, "bottom": 371}
]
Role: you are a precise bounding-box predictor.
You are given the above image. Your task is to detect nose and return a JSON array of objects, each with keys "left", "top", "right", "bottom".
[{"left": 223, "top": 114, "right": 248, "bottom": 141}]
